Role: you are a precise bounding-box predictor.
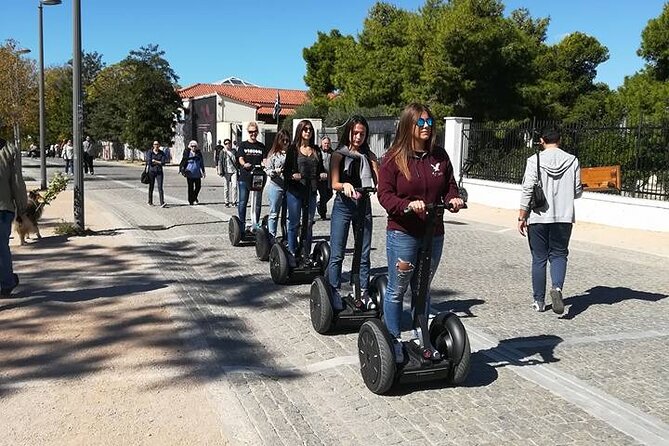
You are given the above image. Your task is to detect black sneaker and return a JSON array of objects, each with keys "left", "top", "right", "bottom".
[
  {"left": 550, "top": 288, "right": 564, "bottom": 314},
  {"left": 1, "top": 274, "right": 19, "bottom": 298}
]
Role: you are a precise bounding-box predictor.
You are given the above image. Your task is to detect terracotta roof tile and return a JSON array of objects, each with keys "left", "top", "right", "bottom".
[{"left": 178, "top": 83, "right": 308, "bottom": 113}]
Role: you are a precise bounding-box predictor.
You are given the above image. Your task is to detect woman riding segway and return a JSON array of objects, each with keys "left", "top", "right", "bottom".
[
  {"left": 268, "top": 120, "right": 329, "bottom": 284},
  {"left": 310, "top": 115, "right": 385, "bottom": 334},
  {"left": 357, "top": 103, "right": 470, "bottom": 394}
]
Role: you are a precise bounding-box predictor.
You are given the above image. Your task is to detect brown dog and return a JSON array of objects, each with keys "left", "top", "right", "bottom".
[{"left": 14, "top": 190, "right": 45, "bottom": 245}]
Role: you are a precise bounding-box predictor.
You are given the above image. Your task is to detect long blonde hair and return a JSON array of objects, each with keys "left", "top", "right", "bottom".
[{"left": 384, "top": 103, "right": 437, "bottom": 180}]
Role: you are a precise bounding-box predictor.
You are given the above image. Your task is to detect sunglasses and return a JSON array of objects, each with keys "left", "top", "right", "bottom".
[
  {"left": 248, "top": 130, "right": 258, "bottom": 135},
  {"left": 302, "top": 127, "right": 313, "bottom": 132},
  {"left": 416, "top": 117, "right": 434, "bottom": 127}
]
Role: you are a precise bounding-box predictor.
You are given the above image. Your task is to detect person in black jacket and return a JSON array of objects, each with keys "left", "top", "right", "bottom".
[
  {"left": 283, "top": 120, "right": 326, "bottom": 261},
  {"left": 146, "top": 140, "right": 168, "bottom": 207},
  {"left": 180, "top": 140, "right": 206, "bottom": 205}
]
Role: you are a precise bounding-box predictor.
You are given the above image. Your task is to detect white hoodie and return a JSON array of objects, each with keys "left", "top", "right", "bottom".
[{"left": 520, "top": 147, "right": 583, "bottom": 224}]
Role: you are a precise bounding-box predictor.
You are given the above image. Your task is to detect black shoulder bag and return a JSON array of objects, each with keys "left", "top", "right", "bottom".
[{"left": 529, "top": 151, "right": 546, "bottom": 211}]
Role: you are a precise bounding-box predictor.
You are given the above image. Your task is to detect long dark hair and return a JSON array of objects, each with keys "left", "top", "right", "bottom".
[
  {"left": 293, "top": 120, "right": 316, "bottom": 147},
  {"left": 269, "top": 129, "right": 291, "bottom": 157},
  {"left": 338, "top": 115, "right": 370, "bottom": 152},
  {"left": 385, "top": 103, "right": 436, "bottom": 180}
]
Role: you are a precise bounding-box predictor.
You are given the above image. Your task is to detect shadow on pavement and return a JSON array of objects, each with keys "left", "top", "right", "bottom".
[
  {"left": 0, "top": 233, "right": 301, "bottom": 398},
  {"left": 561, "top": 286, "right": 667, "bottom": 320}
]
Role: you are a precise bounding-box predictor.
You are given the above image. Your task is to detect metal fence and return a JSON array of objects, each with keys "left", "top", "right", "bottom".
[{"left": 463, "top": 120, "right": 669, "bottom": 200}]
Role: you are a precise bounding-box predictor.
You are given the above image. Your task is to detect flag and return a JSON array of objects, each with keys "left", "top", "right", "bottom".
[{"left": 272, "top": 90, "right": 282, "bottom": 120}]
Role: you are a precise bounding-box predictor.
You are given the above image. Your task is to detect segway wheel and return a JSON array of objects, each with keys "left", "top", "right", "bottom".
[
  {"left": 269, "top": 243, "right": 290, "bottom": 284},
  {"left": 429, "top": 312, "right": 471, "bottom": 385},
  {"left": 310, "top": 276, "right": 334, "bottom": 334},
  {"left": 255, "top": 227, "right": 271, "bottom": 261},
  {"left": 358, "top": 319, "right": 395, "bottom": 394},
  {"left": 228, "top": 216, "right": 242, "bottom": 246},
  {"left": 313, "top": 241, "right": 331, "bottom": 275},
  {"left": 368, "top": 274, "right": 387, "bottom": 316}
]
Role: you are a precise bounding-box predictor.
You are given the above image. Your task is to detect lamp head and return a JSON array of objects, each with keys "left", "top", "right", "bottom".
[{"left": 41, "top": 0, "right": 62, "bottom": 5}]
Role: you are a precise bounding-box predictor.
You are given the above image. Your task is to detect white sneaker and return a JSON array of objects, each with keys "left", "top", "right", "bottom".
[
  {"left": 361, "top": 289, "right": 376, "bottom": 310},
  {"left": 393, "top": 338, "right": 404, "bottom": 363},
  {"left": 532, "top": 300, "right": 546, "bottom": 312}
]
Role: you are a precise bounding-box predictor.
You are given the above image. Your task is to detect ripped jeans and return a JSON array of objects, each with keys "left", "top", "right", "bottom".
[{"left": 383, "top": 230, "right": 444, "bottom": 339}]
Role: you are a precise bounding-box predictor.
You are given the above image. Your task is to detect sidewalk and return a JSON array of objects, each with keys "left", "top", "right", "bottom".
[{"left": 0, "top": 185, "right": 227, "bottom": 446}]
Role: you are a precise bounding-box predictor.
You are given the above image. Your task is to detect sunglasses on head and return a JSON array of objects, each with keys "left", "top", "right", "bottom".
[{"left": 416, "top": 117, "right": 434, "bottom": 127}]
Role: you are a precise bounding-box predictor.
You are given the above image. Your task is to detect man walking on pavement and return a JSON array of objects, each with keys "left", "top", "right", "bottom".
[
  {"left": 0, "top": 137, "right": 28, "bottom": 297},
  {"left": 518, "top": 127, "right": 582, "bottom": 314},
  {"left": 83, "top": 136, "right": 95, "bottom": 175},
  {"left": 317, "top": 136, "right": 334, "bottom": 220}
]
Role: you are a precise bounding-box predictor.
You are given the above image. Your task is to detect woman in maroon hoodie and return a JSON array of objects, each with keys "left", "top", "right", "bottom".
[{"left": 377, "top": 103, "right": 464, "bottom": 362}]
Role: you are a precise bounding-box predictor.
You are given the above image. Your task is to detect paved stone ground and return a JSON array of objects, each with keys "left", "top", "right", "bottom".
[{"left": 17, "top": 158, "right": 669, "bottom": 445}]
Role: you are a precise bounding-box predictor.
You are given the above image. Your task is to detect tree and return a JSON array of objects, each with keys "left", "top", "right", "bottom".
[
  {"left": 638, "top": 2, "right": 669, "bottom": 81},
  {"left": 0, "top": 40, "right": 38, "bottom": 147},
  {"left": 303, "top": 30, "right": 353, "bottom": 97},
  {"left": 119, "top": 45, "right": 181, "bottom": 152},
  {"left": 44, "top": 65, "right": 72, "bottom": 143}
]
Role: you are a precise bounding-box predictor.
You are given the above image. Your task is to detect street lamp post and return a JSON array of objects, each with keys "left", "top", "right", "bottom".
[
  {"left": 13, "top": 48, "right": 31, "bottom": 152},
  {"left": 72, "top": 0, "right": 84, "bottom": 230},
  {"left": 38, "top": 0, "right": 62, "bottom": 190}
]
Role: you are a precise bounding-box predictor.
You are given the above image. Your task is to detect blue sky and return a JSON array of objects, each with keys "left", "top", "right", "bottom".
[{"left": 1, "top": 0, "right": 666, "bottom": 91}]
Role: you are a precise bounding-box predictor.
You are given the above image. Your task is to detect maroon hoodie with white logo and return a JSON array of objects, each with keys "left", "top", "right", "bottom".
[{"left": 377, "top": 146, "right": 460, "bottom": 237}]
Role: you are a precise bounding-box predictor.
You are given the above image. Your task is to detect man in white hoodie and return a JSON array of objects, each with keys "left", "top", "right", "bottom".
[{"left": 518, "top": 128, "right": 582, "bottom": 314}]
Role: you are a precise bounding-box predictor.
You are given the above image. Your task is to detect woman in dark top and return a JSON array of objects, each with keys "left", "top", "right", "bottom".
[
  {"left": 326, "top": 115, "right": 379, "bottom": 309},
  {"left": 283, "top": 120, "right": 326, "bottom": 261},
  {"left": 377, "top": 103, "right": 464, "bottom": 362},
  {"left": 180, "top": 140, "right": 206, "bottom": 205},
  {"left": 146, "top": 140, "right": 168, "bottom": 207}
]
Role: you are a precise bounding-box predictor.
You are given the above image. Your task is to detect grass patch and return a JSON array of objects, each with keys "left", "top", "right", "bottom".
[{"left": 54, "top": 220, "right": 92, "bottom": 236}]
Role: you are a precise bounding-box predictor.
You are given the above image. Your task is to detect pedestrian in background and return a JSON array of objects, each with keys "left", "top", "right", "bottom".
[
  {"left": 213, "top": 139, "right": 224, "bottom": 170},
  {"left": 317, "top": 136, "right": 334, "bottom": 220},
  {"left": 62, "top": 139, "right": 74, "bottom": 175},
  {"left": 146, "top": 140, "right": 168, "bottom": 207},
  {"left": 326, "top": 116, "right": 379, "bottom": 310},
  {"left": 83, "top": 136, "right": 95, "bottom": 175},
  {"left": 180, "top": 140, "right": 206, "bottom": 205},
  {"left": 237, "top": 122, "right": 267, "bottom": 232},
  {"left": 0, "top": 137, "right": 28, "bottom": 297},
  {"left": 377, "top": 103, "right": 463, "bottom": 362},
  {"left": 218, "top": 139, "right": 238, "bottom": 207},
  {"left": 264, "top": 129, "right": 291, "bottom": 239},
  {"left": 518, "top": 127, "right": 582, "bottom": 314}
]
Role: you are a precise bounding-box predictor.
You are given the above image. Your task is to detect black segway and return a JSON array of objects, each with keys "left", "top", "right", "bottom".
[
  {"left": 358, "top": 202, "right": 471, "bottom": 395},
  {"left": 310, "top": 187, "right": 386, "bottom": 334},
  {"left": 229, "top": 165, "right": 267, "bottom": 246},
  {"left": 256, "top": 193, "right": 286, "bottom": 261},
  {"left": 269, "top": 177, "right": 330, "bottom": 285}
]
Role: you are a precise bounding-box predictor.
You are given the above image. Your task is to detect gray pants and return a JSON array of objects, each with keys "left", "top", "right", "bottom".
[{"left": 222, "top": 172, "right": 238, "bottom": 204}]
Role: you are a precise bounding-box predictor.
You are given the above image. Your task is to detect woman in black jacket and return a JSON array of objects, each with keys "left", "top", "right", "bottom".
[
  {"left": 146, "top": 140, "right": 168, "bottom": 207},
  {"left": 283, "top": 120, "right": 326, "bottom": 261}
]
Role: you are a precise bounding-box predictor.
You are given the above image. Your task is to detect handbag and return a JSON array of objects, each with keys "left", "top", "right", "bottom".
[
  {"left": 529, "top": 151, "right": 546, "bottom": 210},
  {"left": 140, "top": 165, "right": 150, "bottom": 184}
]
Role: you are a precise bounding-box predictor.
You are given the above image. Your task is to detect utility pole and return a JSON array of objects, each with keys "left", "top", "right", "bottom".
[{"left": 72, "top": 0, "right": 84, "bottom": 230}]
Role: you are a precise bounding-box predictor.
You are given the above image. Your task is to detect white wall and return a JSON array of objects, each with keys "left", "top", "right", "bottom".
[
  {"left": 221, "top": 98, "right": 256, "bottom": 123},
  {"left": 444, "top": 117, "right": 669, "bottom": 233}
]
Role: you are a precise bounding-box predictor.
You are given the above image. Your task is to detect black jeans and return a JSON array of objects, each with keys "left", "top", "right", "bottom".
[
  {"left": 187, "top": 177, "right": 202, "bottom": 204},
  {"left": 83, "top": 153, "right": 94, "bottom": 174},
  {"left": 148, "top": 172, "right": 164, "bottom": 205},
  {"left": 317, "top": 180, "right": 333, "bottom": 218}
]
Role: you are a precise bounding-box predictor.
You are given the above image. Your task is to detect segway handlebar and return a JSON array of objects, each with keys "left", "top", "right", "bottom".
[
  {"left": 403, "top": 202, "right": 463, "bottom": 214},
  {"left": 354, "top": 186, "right": 377, "bottom": 194}
]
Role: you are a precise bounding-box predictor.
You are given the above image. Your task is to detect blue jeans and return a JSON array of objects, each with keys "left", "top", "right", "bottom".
[
  {"left": 383, "top": 230, "right": 444, "bottom": 339},
  {"left": 267, "top": 181, "right": 285, "bottom": 238},
  {"left": 527, "top": 223, "right": 573, "bottom": 302},
  {"left": 237, "top": 181, "right": 263, "bottom": 228},
  {"left": 326, "top": 193, "right": 372, "bottom": 291},
  {"left": 286, "top": 188, "right": 316, "bottom": 256},
  {"left": 64, "top": 159, "right": 73, "bottom": 174},
  {"left": 0, "top": 210, "right": 17, "bottom": 289}
]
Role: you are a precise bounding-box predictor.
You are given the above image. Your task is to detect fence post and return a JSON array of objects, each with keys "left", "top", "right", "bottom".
[{"left": 443, "top": 117, "right": 472, "bottom": 183}]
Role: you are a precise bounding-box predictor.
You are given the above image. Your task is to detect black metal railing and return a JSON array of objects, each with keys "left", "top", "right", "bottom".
[{"left": 463, "top": 119, "right": 669, "bottom": 200}]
